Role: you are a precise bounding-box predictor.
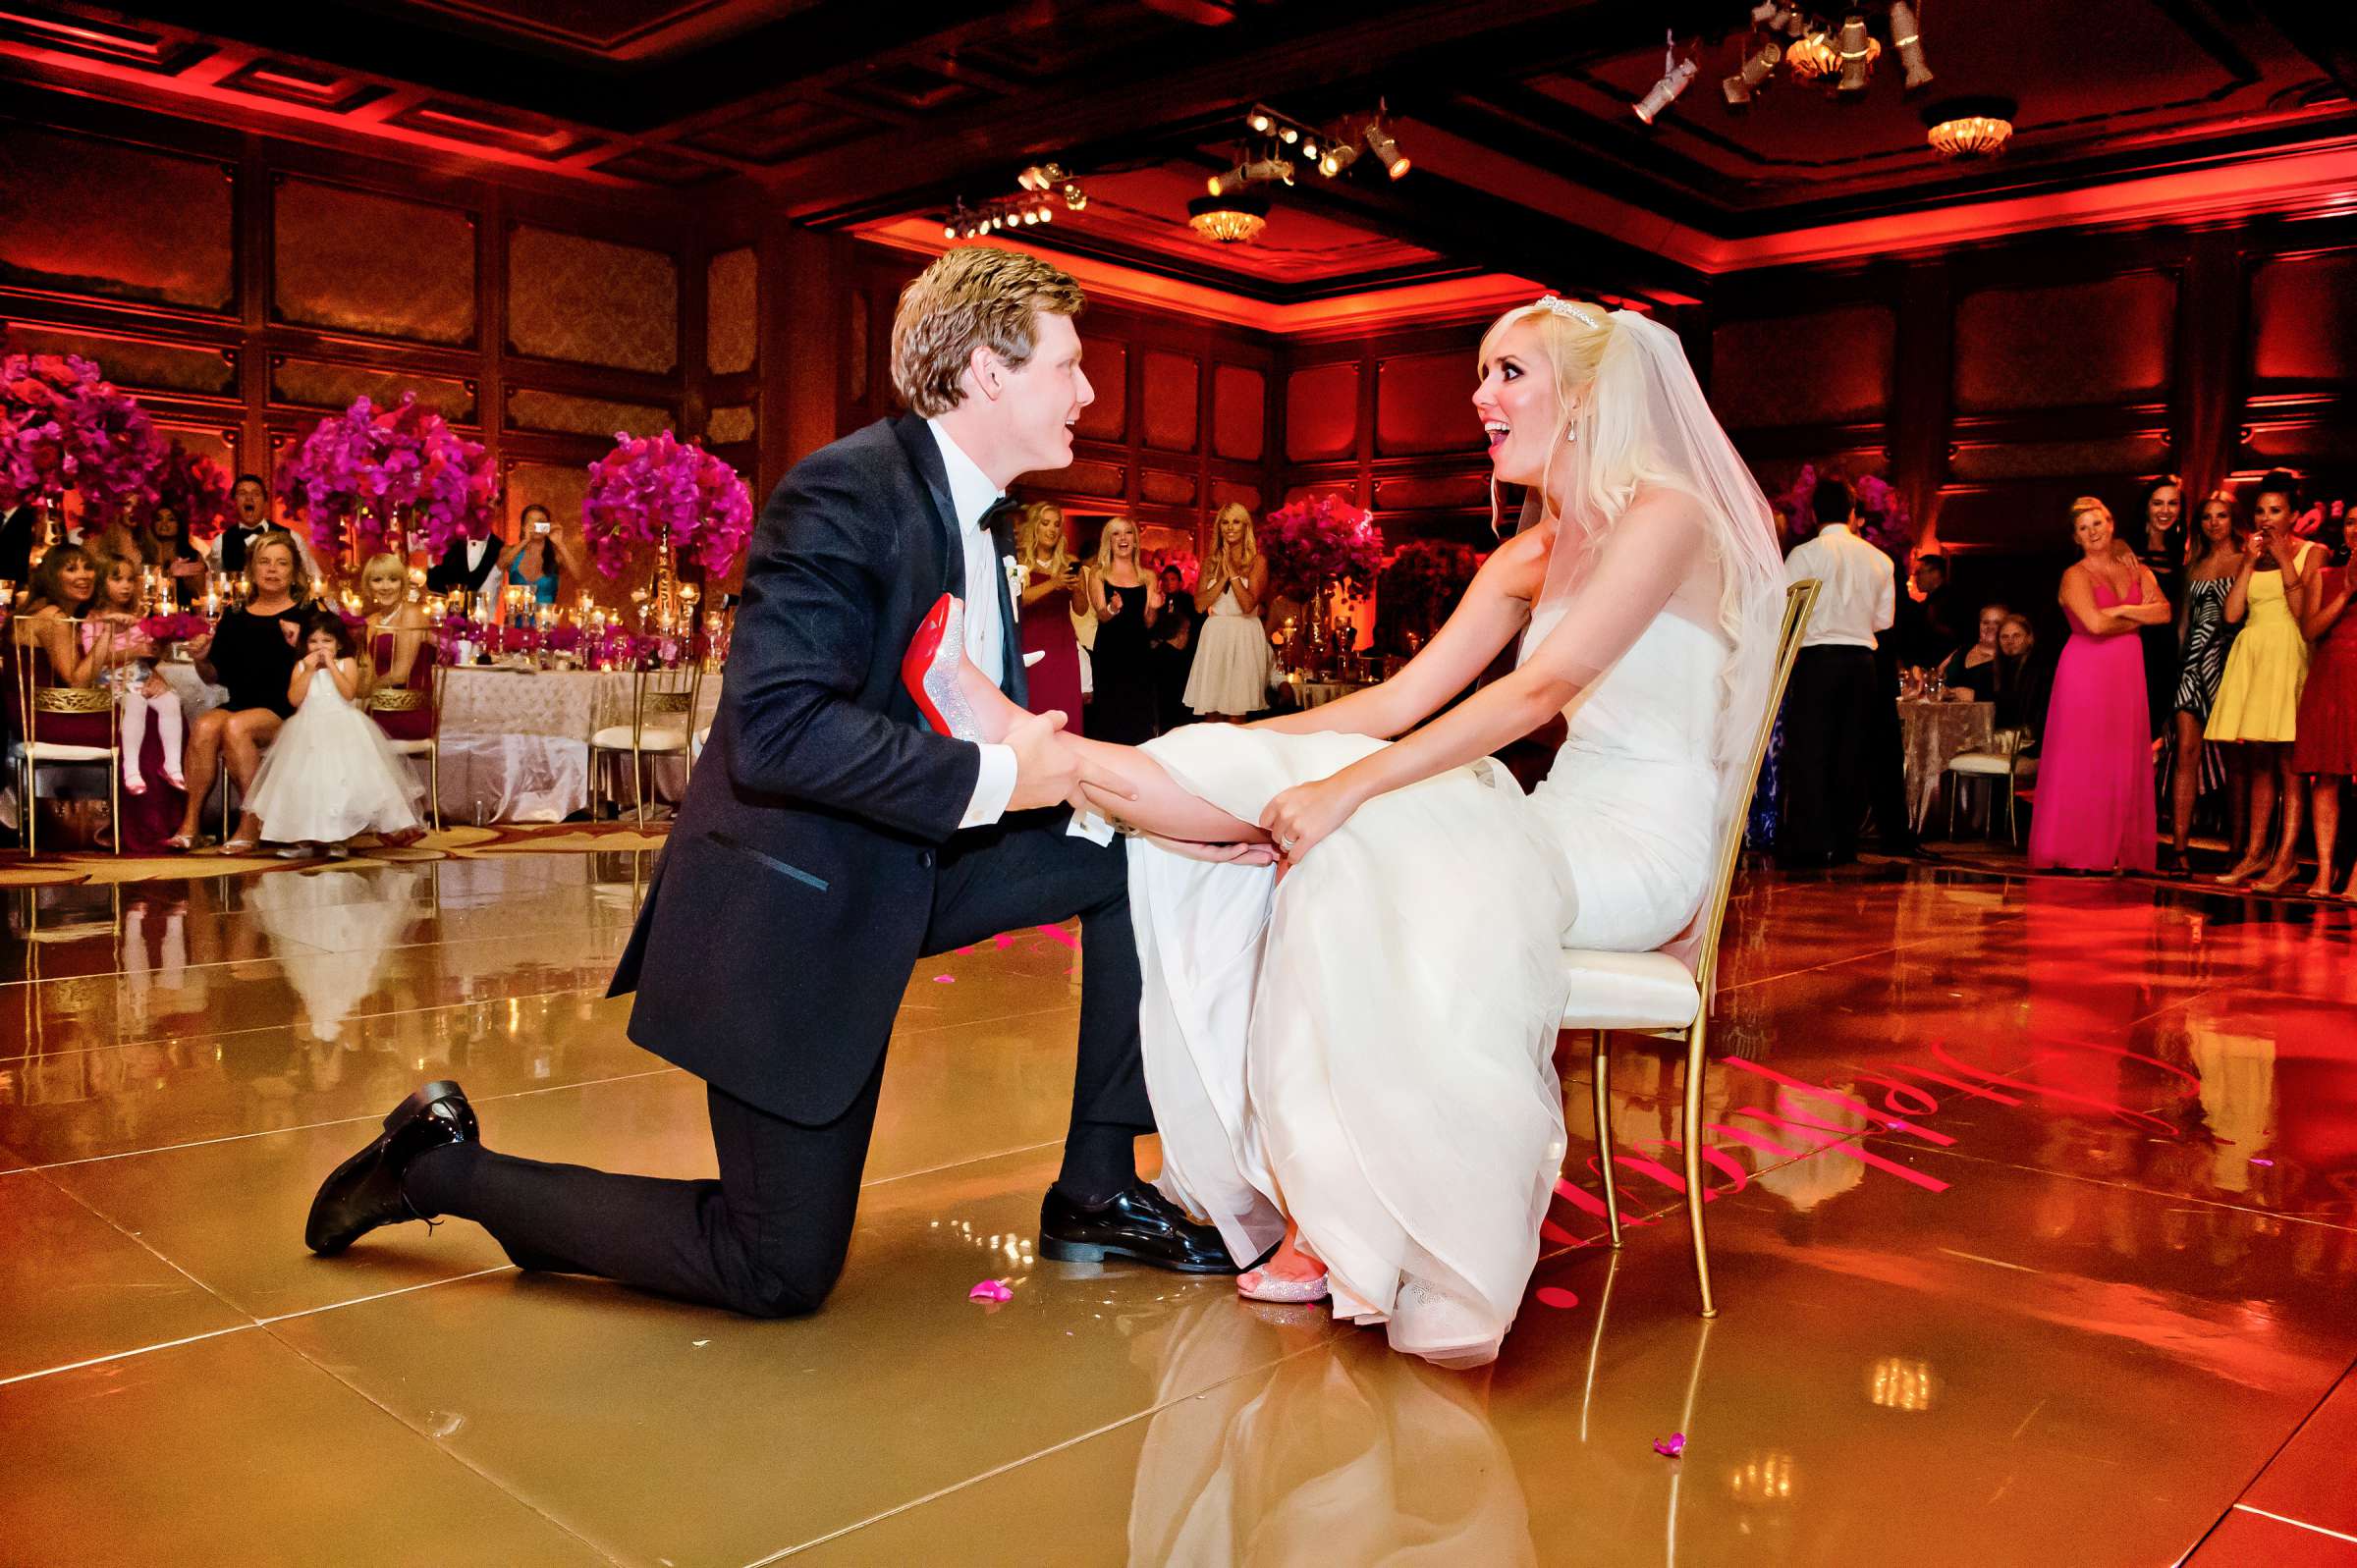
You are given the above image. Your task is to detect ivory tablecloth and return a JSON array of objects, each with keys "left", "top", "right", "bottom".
[{"left": 1899, "top": 698, "right": 1995, "bottom": 831}]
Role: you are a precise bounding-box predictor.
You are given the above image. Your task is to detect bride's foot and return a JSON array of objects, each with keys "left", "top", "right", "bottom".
[
  {"left": 900, "top": 593, "right": 1035, "bottom": 743},
  {"left": 1237, "top": 1225, "right": 1329, "bottom": 1304}
]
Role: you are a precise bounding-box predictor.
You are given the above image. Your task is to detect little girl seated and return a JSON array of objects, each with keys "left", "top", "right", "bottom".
[
  {"left": 87, "top": 554, "right": 186, "bottom": 795},
  {"left": 243, "top": 612, "right": 426, "bottom": 856}
]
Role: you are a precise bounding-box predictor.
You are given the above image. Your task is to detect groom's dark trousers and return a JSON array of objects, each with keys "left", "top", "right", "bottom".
[{"left": 406, "top": 415, "right": 1149, "bottom": 1316}]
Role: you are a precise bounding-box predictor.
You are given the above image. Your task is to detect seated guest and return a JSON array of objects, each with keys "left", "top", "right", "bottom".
[
  {"left": 358, "top": 552, "right": 438, "bottom": 746},
  {"left": 173, "top": 532, "right": 309, "bottom": 853},
  {"left": 1997, "top": 614, "right": 2050, "bottom": 736},
  {"left": 88, "top": 553, "right": 186, "bottom": 795},
  {"left": 243, "top": 611, "right": 426, "bottom": 858},
  {"left": 136, "top": 504, "right": 211, "bottom": 609},
  {"left": 500, "top": 506, "right": 563, "bottom": 607},
  {"left": 1939, "top": 603, "right": 2012, "bottom": 701}
]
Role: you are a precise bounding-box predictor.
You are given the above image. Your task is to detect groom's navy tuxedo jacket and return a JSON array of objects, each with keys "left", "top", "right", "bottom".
[{"left": 610, "top": 413, "right": 1030, "bottom": 1124}]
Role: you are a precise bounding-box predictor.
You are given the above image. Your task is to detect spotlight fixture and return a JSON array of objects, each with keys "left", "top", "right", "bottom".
[
  {"left": 1015, "top": 161, "right": 1069, "bottom": 192},
  {"left": 1363, "top": 119, "right": 1409, "bottom": 178},
  {"left": 1209, "top": 156, "right": 1294, "bottom": 195},
  {"left": 1061, "top": 181, "right": 1088, "bottom": 211},
  {"left": 1723, "top": 32, "right": 1783, "bottom": 108},
  {"left": 1632, "top": 31, "right": 1698, "bottom": 125},
  {"left": 1923, "top": 93, "right": 2015, "bottom": 159},
  {"left": 1836, "top": 13, "right": 1874, "bottom": 93},
  {"left": 1888, "top": 0, "right": 1933, "bottom": 90},
  {"left": 1319, "top": 140, "right": 1361, "bottom": 177},
  {"left": 1187, "top": 188, "right": 1269, "bottom": 243},
  {"left": 1749, "top": 0, "right": 1805, "bottom": 34}
]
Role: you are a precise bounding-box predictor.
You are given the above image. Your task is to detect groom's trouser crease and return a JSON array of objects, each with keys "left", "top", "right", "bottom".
[{"left": 404, "top": 812, "right": 1148, "bottom": 1316}]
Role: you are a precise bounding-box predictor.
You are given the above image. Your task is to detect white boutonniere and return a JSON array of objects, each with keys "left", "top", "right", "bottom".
[{"left": 1003, "top": 552, "right": 1027, "bottom": 606}]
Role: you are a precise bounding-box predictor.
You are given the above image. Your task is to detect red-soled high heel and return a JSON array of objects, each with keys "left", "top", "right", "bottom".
[{"left": 900, "top": 592, "right": 977, "bottom": 740}]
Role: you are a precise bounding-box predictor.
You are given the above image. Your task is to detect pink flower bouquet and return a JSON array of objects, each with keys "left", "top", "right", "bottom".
[
  {"left": 1259, "top": 493, "right": 1385, "bottom": 605},
  {"left": 581, "top": 430, "right": 753, "bottom": 579},
  {"left": 0, "top": 352, "right": 169, "bottom": 525},
  {"left": 276, "top": 393, "right": 497, "bottom": 558}
]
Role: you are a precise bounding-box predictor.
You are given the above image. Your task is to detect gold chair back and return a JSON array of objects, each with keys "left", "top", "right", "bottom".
[{"left": 8, "top": 616, "right": 125, "bottom": 856}]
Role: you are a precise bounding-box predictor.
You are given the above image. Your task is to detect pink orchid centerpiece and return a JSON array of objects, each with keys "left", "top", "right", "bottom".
[
  {"left": 1258, "top": 493, "right": 1385, "bottom": 605},
  {"left": 142, "top": 439, "right": 234, "bottom": 540},
  {"left": 276, "top": 393, "right": 497, "bottom": 559},
  {"left": 1774, "top": 462, "right": 1913, "bottom": 562},
  {"left": 0, "top": 352, "right": 169, "bottom": 527},
  {"left": 580, "top": 430, "right": 754, "bottom": 580}
]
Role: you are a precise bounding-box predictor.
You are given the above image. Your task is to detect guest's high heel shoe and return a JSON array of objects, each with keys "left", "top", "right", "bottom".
[{"left": 901, "top": 592, "right": 978, "bottom": 741}]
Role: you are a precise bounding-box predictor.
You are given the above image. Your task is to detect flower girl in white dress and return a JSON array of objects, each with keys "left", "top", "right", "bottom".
[{"left": 245, "top": 612, "right": 425, "bottom": 855}]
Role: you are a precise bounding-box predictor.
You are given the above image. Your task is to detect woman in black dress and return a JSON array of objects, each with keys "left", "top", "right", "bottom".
[
  {"left": 2135, "top": 474, "right": 2185, "bottom": 739},
  {"left": 171, "top": 531, "right": 309, "bottom": 851},
  {"left": 2164, "top": 489, "right": 2247, "bottom": 869},
  {"left": 1082, "top": 514, "right": 1163, "bottom": 745}
]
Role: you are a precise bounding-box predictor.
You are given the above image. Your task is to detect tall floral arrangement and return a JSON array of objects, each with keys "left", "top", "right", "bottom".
[
  {"left": 1258, "top": 493, "right": 1385, "bottom": 605},
  {"left": 1376, "top": 538, "right": 1480, "bottom": 651},
  {"left": 1773, "top": 462, "right": 1913, "bottom": 561},
  {"left": 142, "top": 439, "right": 234, "bottom": 540},
  {"left": 0, "top": 352, "right": 168, "bottom": 526},
  {"left": 276, "top": 393, "right": 497, "bottom": 559},
  {"left": 580, "top": 430, "right": 753, "bottom": 579}
]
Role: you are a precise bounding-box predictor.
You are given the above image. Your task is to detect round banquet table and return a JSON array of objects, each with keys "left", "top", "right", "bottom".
[
  {"left": 434, "top": 666, "right": 723, "bottom": 825},
  {"left": 1276, "top": 672, "right": 1375, "bottom": 712},
  {"left": 1899, "top": 697, "right": 1995, "bottom": 832}
]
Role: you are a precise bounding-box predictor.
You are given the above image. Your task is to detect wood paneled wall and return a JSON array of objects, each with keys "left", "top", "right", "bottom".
[{"left": 0, "top": 93, "right": 708, "bottom": 608}]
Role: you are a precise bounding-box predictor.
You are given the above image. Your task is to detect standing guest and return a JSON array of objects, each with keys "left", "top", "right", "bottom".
[
  {"left": 2165, "top": 490, "right": 2247, "bottom": 870},
  {"left": 2134, "top": 475, "right": 2186, "bottom": 740},
  {"left": 1183, "top": 502, "right": 1272, "bottom": 720},
  {"left": 172, "top": 532, "right": 309, "bottom": 853},
  {"left": 1901, "top": 553, "right": 1960, "bottom": 671},
  {"left": 501, "top": 506, "right": 564, "bottom": 608},
  {"left": 1084, "top": 514, "right": 1162, "bottom": 743},
  {"left": 1777, "top": 477, "right": 1894, "bottom": 868},
  {"left": 243, "top": 612, "right": 425, "bottom": 857},
  {"left": 2210, "top": 472, "right": 2320, "bottom": 889},
  {"left": 1148, "top": 563, "right": 1198, "bottom": 732},
  {"left": 1997, "top": 615, "right": 2050, "bottom": 735},
  {"left": 359, "top": 552, "right": 438, "bottom": 748},
  {"left": 88, "top": 554, "right": 186, "bottom": 796},
  {"left": 1939, "top": 604, "right": 2012, "bottom": 701},
  {"left": 0, "top": 499, "right": 40, "bottom": 584},
  {"left": 2291, "top": 518, "right": 2357, "bottom": 896},
  {"left": 212, "top": 474, "right": 320, "bottom": 582},
  {"left": 427, "top": 526, "right": 507, "bottom": 601},
  {"left": 1014, "top": 502, "right": 1086, "bottom": 732},
  {"left": 2029, "top": 498, "right": 2169, "bottom": 873}
]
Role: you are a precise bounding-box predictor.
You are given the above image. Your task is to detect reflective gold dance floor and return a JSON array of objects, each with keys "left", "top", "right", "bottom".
[{"left": 3, "top": 850, "right": 2353, "bottom": 1566}]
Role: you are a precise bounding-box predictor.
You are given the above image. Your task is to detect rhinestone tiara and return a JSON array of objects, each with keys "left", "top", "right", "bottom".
[{"left": 1533, "top": 294, "right": 1604, "bottom": 330}]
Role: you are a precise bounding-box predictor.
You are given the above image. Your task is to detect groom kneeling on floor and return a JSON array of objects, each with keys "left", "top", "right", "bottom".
[{"left": 303, "top": 247, "right": 1236, "bottom": 1313}]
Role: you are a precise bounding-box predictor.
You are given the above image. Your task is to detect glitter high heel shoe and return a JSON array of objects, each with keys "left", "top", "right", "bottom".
[
  {"left": 901, "top": 592, "right": 979, "bottom": 741},
  {"left": 1236, "top": 1266, "right": 1330, "bottom": 1304}
]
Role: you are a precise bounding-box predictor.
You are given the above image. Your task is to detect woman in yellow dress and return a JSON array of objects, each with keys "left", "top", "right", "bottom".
[{"left": 2209, "top": 471, "right": 2317, "bottom": 890}]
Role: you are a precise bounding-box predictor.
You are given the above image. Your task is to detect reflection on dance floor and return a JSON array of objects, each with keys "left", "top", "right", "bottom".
[{"left": 1, "top": 854, "right": 2353, "bottom": 1565}]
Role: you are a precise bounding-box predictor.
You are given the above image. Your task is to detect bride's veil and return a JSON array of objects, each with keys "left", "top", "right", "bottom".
[{"left": 1523, "top": 305, "right": 1787, "bottom": 970}]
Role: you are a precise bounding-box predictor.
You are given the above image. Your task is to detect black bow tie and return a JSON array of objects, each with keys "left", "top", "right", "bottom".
[{"left": 980, "top": 496, "right": 1023, "bottom": 537}]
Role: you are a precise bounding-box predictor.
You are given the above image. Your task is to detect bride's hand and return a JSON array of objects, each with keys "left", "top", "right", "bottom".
[
  {"left": 1260, "top": 776, "right": 1361, "bottom": 864},
  {"left": 1141, "top": 834, "right": 1278, "bottom": 866}
]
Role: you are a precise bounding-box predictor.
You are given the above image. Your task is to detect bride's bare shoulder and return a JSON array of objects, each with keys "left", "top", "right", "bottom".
[{"left": 1480, "top": 525, "right": 1552, "bottom": 597}]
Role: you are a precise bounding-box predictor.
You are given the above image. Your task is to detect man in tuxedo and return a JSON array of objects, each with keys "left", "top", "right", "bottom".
[
  {"left": 426, "top": 528, "right": 507, "bottom": 598},
  {"left": 304, "top": 248, "right": 1236, "bottom": 1314},
  {"left": 213, "top": 473, "right": 319, "bottom": 582}
]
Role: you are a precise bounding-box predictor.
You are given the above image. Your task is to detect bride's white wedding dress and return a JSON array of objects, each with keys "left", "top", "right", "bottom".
[{"left": 1129, "top": 606, "right": 1727, "bottom": 1367}]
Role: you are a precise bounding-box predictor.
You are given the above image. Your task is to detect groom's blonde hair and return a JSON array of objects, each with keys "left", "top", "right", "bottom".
[{"left": 891, "top": 247, "right": 1085, "bottom": 418}]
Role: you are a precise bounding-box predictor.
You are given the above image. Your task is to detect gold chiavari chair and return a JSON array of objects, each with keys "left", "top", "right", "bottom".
[
  {"left": 8, "top": 618, "right": 125, "bottom": 857},
  {"left": 588, "top": 662, "right": 705, "bottom": 829},
  {"left": 1558, "top": 578, "right": 1821, "bottom": 1318},
  {"left": 365, "top": 662, "right": 446, "bottom": 834}
]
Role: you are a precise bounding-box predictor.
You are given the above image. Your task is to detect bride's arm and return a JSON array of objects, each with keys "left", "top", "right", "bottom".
[
  {"left": 1255, "top": 527, "right": 1546, "bottom": 739},
  {"left": 1262, "top": 495, "right": 1707, "bottom": 860}
]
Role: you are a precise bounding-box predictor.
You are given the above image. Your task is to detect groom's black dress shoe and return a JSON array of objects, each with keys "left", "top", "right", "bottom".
[
  {"left": 1038, "top": 1184, "right": 1238, "bottom": 1274},
  {"left": 304, "top": 1080, "right": 476, "bottom": 1255}
]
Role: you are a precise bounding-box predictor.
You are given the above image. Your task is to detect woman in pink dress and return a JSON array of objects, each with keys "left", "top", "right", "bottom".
[{"left": 2028, "top": 497, "right": 2171, "bottom": 872}]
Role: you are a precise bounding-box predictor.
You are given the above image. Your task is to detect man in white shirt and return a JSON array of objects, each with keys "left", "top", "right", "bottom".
[{"left": 1779, "top": 477, "right": 1895, "bottom": 867}]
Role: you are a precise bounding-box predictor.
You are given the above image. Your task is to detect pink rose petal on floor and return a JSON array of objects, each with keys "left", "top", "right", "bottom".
[
  {"left": 968, "top": 1279, "right": 1013, "bottom": 1303},
  {"left": 932, "top": 975, "right": 955, "bottom": 984},
  {"left": 1534, "top": 1286, "right": 1580, "bottom": 1310},
  {"left": 1652, "top": 1433, "right": 1686, "bottom": 1458},
  {"left": 2250, "top": 1158, "right": 2275, "bottom": 1166}
]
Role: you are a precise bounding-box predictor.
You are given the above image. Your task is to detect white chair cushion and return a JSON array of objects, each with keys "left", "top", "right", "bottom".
[
  {"left": 385, "top": 739, "right": 436, "bottom": 756},
  {"left": 22, "top": 741, "right": 113, "bottom": 763},
  {"left": 590, "top": 726, "right": 689, "bottom": 752},
  {"left": 1946, "top": 752, "right": 2015, "bottom": 777},
  {"left": 1559, "top": 947, "right": 1702, "bottom": 1032}
]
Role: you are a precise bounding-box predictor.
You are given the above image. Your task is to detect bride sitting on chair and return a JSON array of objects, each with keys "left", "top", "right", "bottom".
[{"left": 908, "top": 298, "right": 1784, "bottom": 1366}]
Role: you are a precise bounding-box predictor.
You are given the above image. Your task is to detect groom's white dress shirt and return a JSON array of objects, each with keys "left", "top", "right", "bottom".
[
  {"left": 1783, "top": 522, "right": 1894, "bottom": 650},
  {"left": 927, "top": 419, "right": 1017, "bottom": 830}
]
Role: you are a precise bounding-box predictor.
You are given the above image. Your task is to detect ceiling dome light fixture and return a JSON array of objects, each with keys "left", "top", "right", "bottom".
[
  {"left": 1188, "top": 188, "right": 1270, "bottom": 243},
  {"left": 1785, "top": 24, "right": 1838, "bottom": 80},
  {"left": 1922, "top": 94, "right": 2016, "bottom": 159}
]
